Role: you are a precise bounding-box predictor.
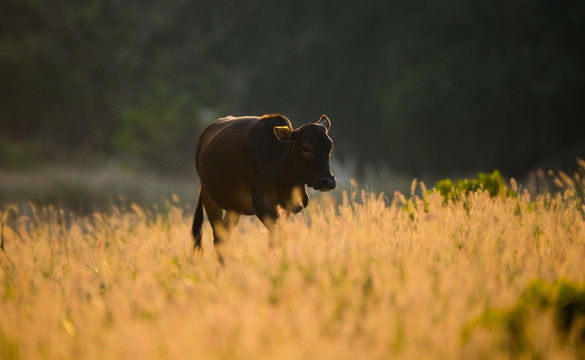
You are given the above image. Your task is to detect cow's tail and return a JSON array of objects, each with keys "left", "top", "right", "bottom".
[{"left": 191, "top": 188, "right": 204, "bottom": 253}]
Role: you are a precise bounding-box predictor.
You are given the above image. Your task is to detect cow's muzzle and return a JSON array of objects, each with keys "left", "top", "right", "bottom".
[{"left": 313, "top": 175, "right": 336, "bottom": 192}]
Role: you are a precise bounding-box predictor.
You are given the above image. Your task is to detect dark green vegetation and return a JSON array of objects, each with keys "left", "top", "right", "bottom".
[
  {"left": 2, "top": 1, "right": 584, "bottom": 176},
  {"left": 463, "top": 279, "right": 585, "bottom": 358},
  {"left": 434, "top": 170, "right": 513, "bottom": 202}
]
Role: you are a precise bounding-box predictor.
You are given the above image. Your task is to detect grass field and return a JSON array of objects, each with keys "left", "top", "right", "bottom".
[{"left": 1, "top": 176, "right": 585, "bottom": 359}]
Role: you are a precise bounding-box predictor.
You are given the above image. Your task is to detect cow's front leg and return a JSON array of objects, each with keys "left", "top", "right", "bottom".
[
  {"left": 252, "top": 190, "right": 279, "bottom": 231},
  {"left": 252, "top": 187, "right": 286, "bottom": 249}
]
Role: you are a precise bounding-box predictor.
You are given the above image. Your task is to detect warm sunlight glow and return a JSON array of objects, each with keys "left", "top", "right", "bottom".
[{"left": 1, "top": 185, "right": 584, "bottom": 359}]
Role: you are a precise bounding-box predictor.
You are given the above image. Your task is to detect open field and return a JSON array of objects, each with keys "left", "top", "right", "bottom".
[
  {"left": 0, "top": 165, "right": 198, "bottom": 214},
  {"left": 1, "top": 179, "right": 585, "bottom": 359}
]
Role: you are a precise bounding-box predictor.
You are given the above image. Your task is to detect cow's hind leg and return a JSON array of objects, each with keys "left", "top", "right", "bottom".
[
  {"left": 201, "top": 191, "right": 228, "bottom": 264},
  {"left": 191, "top": 189, "right": 204, "bottom": 253}
]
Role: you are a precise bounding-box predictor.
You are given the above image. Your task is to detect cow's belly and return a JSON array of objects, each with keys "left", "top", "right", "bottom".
[
  {"left": 208, "top": 187, "right": 255, "bottom": 215},
  {"left": 199, "top": 165, "right": 255, "bottom": 215}
]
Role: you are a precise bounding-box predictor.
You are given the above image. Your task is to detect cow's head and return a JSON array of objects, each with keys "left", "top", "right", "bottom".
[{"left": 273, "top": 115, "right": 336, "bottom": 191}]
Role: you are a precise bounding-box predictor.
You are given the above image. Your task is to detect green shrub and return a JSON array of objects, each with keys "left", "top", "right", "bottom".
[
  {"left": 433, "top": 170, "right": 513, "bottom": 202},
  {"left": 462, "top": 279, "right": 585, "bottom": 357}
]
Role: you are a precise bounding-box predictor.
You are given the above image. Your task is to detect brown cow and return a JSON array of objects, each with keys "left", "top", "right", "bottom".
[{"left": 191, "top": 113, "right": 336, "bottom": 262}]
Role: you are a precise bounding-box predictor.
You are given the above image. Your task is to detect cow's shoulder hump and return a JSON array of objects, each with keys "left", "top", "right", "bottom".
[{"left": 256, "top": 114, "right": 292, "bottom": 130}]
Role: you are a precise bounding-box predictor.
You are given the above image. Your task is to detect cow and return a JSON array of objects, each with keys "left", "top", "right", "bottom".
[{"left": 191, "top": 113, "right": 336, "bottom": 262}]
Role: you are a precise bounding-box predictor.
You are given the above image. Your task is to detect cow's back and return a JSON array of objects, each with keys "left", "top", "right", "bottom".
[{"left": 196, "top": 115, "right": 291, "bottom": 214}]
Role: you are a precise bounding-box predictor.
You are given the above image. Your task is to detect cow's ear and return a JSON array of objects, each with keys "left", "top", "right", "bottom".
[
  {"left": 317, "top": 115, "right": 331, "bottom": 132},
  {"left": 274, "top": 126, "right": 294, "bottom": 142}
]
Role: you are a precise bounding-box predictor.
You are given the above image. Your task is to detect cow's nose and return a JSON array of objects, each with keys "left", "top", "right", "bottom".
[{"left": 321, "top": 176, "right": 336, "bottom": 190}]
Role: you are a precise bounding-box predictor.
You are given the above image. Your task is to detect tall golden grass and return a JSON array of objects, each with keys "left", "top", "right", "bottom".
[{"left": 1, "top": 180, "right": 584, "bottom": 359}]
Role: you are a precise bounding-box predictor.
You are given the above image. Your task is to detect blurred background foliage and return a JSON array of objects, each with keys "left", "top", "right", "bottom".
[{"left": 1, "top": 0, "right": 584, "bottom": 178}]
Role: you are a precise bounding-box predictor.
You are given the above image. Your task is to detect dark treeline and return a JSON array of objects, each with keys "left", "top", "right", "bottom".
[{"left": 1, "top": 0, "right": 584, "bottom": 177}]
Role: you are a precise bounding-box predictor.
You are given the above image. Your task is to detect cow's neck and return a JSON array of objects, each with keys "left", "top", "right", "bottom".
[
  {"left": 277, "top": 143, "right": 305, "bottom": 189},
  {"left": 272, "top": 144, "right": 308, "bottom": 211}
]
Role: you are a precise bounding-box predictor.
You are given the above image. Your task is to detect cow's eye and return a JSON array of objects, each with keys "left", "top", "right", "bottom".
[{"left": 301, "top": 145, "right": 312, "bottom": 154}]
